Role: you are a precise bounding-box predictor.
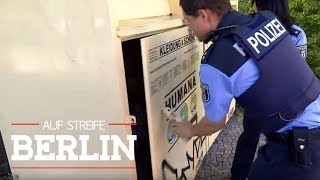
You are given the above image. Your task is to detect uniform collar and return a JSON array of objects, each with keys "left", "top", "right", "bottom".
[{"left": 217, "top": 10, "right": 250, "bottom": 28}]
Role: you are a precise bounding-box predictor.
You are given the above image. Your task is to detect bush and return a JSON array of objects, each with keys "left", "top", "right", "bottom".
[{"left": 238, "top": 0, "right": 320, "bottom": 77}]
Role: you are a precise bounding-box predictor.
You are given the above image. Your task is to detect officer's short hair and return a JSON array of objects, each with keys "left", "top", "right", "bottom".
[{"left": 180, "top": 0, "right": 232, "bottom": 17}]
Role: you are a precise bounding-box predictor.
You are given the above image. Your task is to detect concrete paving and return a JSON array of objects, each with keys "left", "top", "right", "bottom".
[{"left": 195, "top": 110, "right": 266, "bottom": 180}]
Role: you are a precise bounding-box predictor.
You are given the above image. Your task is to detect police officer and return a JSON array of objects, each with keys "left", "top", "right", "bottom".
[
  {"left": 172, "top": 0, "right": 320, "bottom": 179},
  {"left": 231, "top": 0, "right": 308, "bottom": 179}
]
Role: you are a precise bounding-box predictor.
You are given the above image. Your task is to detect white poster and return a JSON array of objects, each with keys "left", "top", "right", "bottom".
[{"left": 141, "top": 27, "right": 208, "bottom": 179}]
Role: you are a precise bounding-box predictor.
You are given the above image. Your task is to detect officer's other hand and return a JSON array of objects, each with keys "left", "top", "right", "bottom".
[{"left": 171, "top": 121, "right": 192, "bottom": 139}]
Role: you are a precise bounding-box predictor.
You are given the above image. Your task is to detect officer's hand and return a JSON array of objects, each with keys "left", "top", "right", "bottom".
[{"left": 171, "top": 121, "right": 192, "bottom": 139}]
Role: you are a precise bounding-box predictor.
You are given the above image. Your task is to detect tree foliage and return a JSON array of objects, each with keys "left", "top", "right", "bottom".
[{"left": 238, "top": 0, "right": 320, "bottom": 77}]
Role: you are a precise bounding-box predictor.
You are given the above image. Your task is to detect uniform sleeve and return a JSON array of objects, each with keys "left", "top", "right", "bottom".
[
  {"left": 295, "top": 29, "right": 307, "bottom": 60},
  {"left": 200, "top": 64, "right": 234, "bottom": 122}
]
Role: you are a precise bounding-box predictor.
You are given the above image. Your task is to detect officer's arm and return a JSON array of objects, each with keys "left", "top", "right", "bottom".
[
  {"left": 171, "top": 63, "right": 233, "bottom": 138},
  {"left": 191, "top": 115, "right": 226, "bottom": 136},
  {"left": 296, "top": 28, "right": 307, "bottom": 59}
]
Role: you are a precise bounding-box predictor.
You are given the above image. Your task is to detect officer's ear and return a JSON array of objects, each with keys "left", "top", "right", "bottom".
[{"left": 197, "top": 9, "right": 207, "bottom": 21}]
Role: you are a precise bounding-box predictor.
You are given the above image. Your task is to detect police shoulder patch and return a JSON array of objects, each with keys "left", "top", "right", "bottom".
[
  {"left": 297, "top": 44, "right": 307, "bottom": 60},
  {"left": 201, "top": 84, "right": 210, "bottom": 102}
]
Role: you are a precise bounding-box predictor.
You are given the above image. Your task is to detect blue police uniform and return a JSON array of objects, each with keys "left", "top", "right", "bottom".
[
  {"left": 201, "top": 10, "right": 320, "bottom": 179},
  {"left": 231, "top": 24, "right": 308, "bottom": 180},
  {"left": 290, "top": 24, "right": 307, "bottom": 60}
]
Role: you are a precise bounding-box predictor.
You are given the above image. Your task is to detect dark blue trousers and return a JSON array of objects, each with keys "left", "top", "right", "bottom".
[
  {"left": 248, "top": 140, "right": 320, "bottom": 179},
  {"left": 231, "top": 113, "right": 261, "bottom": 180}
]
